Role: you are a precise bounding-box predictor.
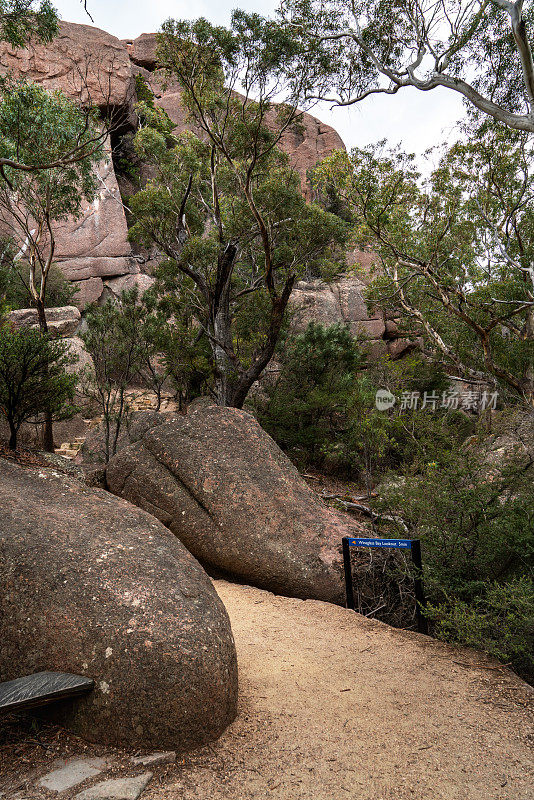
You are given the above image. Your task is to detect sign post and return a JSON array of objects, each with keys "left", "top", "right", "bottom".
[{"left": 342, "top": 537, "right": 428, "bottom": 634}]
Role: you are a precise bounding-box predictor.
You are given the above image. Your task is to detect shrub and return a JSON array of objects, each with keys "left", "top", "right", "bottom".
[
  {"left": 0, "top": 323, "right": 76, "bottom": 449},
  {"left": 428, "top": 579, "right": 534, "bottom": 681},
  {"left": 373, "top": 448, "right": 534, "bottom": 681},
  {"left": 0, "top": 260, "right": 78, "bottom": 310},
  {"left": 261, "top": 335, "right": 471, "bottom": 485},
  {"left": 259, "top": 322, "right": 365, "bottom": 468},
  {"left": 80, "top": 292, "right": 146, "bottom": 462}
]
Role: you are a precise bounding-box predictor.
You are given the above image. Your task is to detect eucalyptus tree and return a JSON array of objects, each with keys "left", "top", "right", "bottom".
[
  {"left": 129, "top": 19, "right": 347, "bottom": 408},
  {"left": 314, "top": 127, "right": 534, "bottom": 405},
  {"left": 0, "top": 81, "right": 103, "bottom": 449},
  {"left": 0, "top": 81, "right": 103, "bottom": 332},
  {"left": 0, "top": 2, "right": 106, "bottom": 177},
  {"left": 0, "top": 0, "right": 57, "bottom": 48},
  {"left": 277, "top": 0, "right": 534, "bottom": 133}
]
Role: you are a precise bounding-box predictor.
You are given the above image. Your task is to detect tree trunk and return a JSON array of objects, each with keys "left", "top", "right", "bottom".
[
  {"left": 524, "top": 306, "right": 534, "bottom": 407},
  {"left": 8, "top": 423, "right": 18, "bottom": 451},
  {"left": 227, "top": 283, "right": 295, "bottom": 409},
  {"left": 36, "top": 299, "right": 55, "bottom": 453},
  {"left": 212, "top": 295, "right": 237, "bottom": 407}
]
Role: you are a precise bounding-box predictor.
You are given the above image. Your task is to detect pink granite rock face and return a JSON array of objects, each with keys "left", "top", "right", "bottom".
[
  {"left": 132, "top": 34, "right": 345, "bottom": 198},
  {"left": 0, "top": 21, "right": 133, "bottom": 109},
  {"left": 71, "top": 277, "right": 105, "bottom": 309},
  {"left": 270, "top": 107, "right": 346, "bottom": 199},
  {"left": 102, "top": 272, "right": 155, "bottom": 301},
  {"left": 289, "top": 270, "right": 387, "bottom": 347},
  {"left": 123, "top": 33, "right": 159, "bottom": 71},
  {"left": 0, "top": 27, "right": 138, "bottom": 302},
  {"left": 104, "top": 405, "right": 383, "bottom": 605},
  {"left": 52, "top": 136, "right": 139, "bottom": 291},
  {"left": 289, "top": 250, "right": 419, "bottom": 359}
]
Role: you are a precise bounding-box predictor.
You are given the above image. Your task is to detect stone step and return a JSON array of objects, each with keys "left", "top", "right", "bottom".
[{"left": 55, "top": 449, "right": 77, "bottom": 459}]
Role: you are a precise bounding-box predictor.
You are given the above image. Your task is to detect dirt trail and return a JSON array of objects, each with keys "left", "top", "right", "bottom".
[
  {"left": 1, "top": 580, "right": 533, "bottom": 800},
  {"left": 147, "top": 581, "right": 533, "bottom": 800}
]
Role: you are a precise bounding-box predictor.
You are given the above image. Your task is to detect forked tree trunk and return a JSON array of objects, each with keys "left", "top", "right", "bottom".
[
  {"left": 212, "top": 287, "right": 237, "bottom": 407},
  {"left": 212, "top": 281, "right": 294, "bottom": 409}
]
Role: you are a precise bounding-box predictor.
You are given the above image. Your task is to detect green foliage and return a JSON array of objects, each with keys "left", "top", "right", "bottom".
[
  {"left": 259, "top": 322, "right": 365, "bottom": 467},
  {"left": 428, "top": 579, "right": 534, "bottom": 680},
  {"left": 275, "top": 0, "right": 534, "bottom": 133},
  {"left": 0, "top": 259, "right": 78, "bottom": 310},
  {"left": 0, "top": 322, "right": 76, "bottom": 449},
  {"left": 261, "top": 338, "right": 468, "bottom": 484},
  {"left": 0, "top": 80, "right": 103, "bottom": 210},
  {"left": 0, "top": 81, "right": 103, "bottom": 324},
  {"left": 345, "top": 357, "right": 471, "bottom": 490},
  {"left": 373, "top": 447, "right": 534, "bottom": 680},
  {"left": 313, "top": 129, "right": 534, "bottom": 404},
  {"left": 80, "top": 288, "right": 211, "bottom": 457},
  {"left": 135, "top": 287, "right": 212, "bottom": 408},
  {"left": 0, "top": 1, "right": 57, "bottom": 48},
  {"left": 80, "top": 292, "right": 147, "bottom": 462},
  {"left": 128, "top": 17, "right": 348, "bottom": 407}
]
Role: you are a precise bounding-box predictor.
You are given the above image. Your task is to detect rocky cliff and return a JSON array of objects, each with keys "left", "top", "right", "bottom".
[
  {"left": 0, "top": 23, "right": 345, "bottom": 305},
  {"left": 0, "top": 22, "right": 410, "bottom": 357}
]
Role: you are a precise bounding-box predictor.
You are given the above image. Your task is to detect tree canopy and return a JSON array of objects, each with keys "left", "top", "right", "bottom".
[
  {"left": 0, "top": 0, "right": 57, "bottom": 48},
  {"left": 313, "top": 126, "right": 534, "bottom": 405},
  {"left": 276, "top": 0, "right": 534, "bottom": 132},
  {"left": 128, "top": 20, "right": 347, "bottom": 408},
  {"left": 0, "top": 81, "right": 103, "bottom": 328}
]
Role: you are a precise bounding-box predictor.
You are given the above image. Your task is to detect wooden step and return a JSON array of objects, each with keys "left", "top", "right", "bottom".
[{"left": 0, "top": 671, "right": 94, "bottom": 713}]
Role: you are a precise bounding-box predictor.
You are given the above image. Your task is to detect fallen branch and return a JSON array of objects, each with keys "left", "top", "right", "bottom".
[{"left": 322, "top": 494, "right": 410, "bottom": 533}]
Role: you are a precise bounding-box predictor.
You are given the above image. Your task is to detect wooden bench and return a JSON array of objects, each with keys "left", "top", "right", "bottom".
[{"left": 0, "top": 671, "right": 94, "bottom": 713}]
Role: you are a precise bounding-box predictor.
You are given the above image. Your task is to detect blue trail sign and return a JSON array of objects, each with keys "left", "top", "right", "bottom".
[
  {"left": 342, "top": 536, "right": 428, "bottom": 634},
  {"left": 346, "top": 538, "right": 412, "bottom": 549}
]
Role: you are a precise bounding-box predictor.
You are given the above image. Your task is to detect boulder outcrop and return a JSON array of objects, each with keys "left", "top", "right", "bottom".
[
  {"left": 0, "top": 21, "right": 134, "bottom": 109},
  {"left": 0, "top": 458, "right": 238, "bottom": 750},
  {"left": 289, "top": 262, "right": 415, "bottom": 359},
  {"left": 7, "top": 305, "right": 81, "bottom": 337},
  {"left": 123, "top": 33, "right": 159, "bottom": 71},
  {"left": 104, "top": 405, "right": 374, "bottom": 605}
]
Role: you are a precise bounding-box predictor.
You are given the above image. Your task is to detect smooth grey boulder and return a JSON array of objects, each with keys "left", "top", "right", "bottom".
[{"left": 0, "top": 459, "right": 238, "bottom": 750}]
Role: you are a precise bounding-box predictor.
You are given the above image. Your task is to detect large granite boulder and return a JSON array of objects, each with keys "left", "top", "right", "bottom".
[
  {"left": 7, "top": 305, "right": 81, "bottom": 337},
  {"left": 0, "top": 459, "right": 238, "bottom": 750},
  {"left": 123, "top": 33, "right": 159, "bottom": 71},
  {"left": 0, "top": 21, "right": 133, "bottom": 109},
  {"left": 104, "top": 406, "right": 372, "bottom": 605}
]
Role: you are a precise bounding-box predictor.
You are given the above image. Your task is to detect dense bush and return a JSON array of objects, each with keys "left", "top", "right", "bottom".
[
  {"left": 373, "top": 446, "right": 534, "bottom": 681},
  {"left": 0, "top": 260, "right": 78, "bottom": 310},
  {"left": 260, "top": 325, "right": 470, "bottom": 486},
  {"left": 258, "top": 322, "right": 364, "bottom": 468}
]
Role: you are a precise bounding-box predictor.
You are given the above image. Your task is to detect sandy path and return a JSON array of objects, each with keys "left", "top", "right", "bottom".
[
  {"left": 145, "top": 580, "right": 533, "bottom": 800},
  {"left": 2, "top": 580, "right": 532, "bottom": 800}
]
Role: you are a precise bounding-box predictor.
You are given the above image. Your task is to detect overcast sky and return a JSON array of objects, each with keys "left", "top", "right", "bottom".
[{"left": 53, "top": 0, "right": 466, "bottom": 163}]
